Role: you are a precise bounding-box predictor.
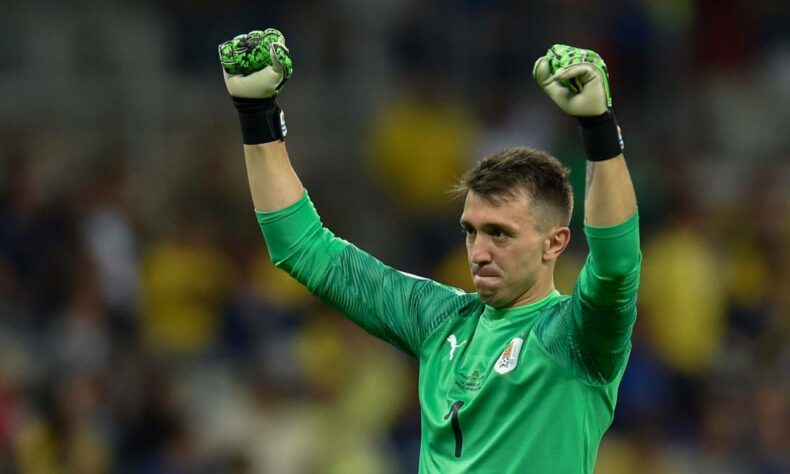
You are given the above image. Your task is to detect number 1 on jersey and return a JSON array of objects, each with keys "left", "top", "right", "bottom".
[{"left": 444, "top": 400, "right": 465, "bottom": 457}]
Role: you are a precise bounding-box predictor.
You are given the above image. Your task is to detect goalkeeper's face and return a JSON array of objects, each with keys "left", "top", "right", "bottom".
[{"left": 460, "top": 190, "right": 568, "bottom": 308}]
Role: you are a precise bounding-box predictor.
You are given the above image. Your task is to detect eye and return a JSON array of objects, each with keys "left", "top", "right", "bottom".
[
  {"left": 490, "top": 228, "right": 510, "bottom": 242},
  {"left": 461, "top": 225, "right": 476, "bottom": 240}
]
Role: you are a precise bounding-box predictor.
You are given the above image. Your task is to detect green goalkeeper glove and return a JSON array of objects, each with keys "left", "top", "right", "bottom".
[
  {"left": 532, "top": 44, "right": 611, "bottom": 117},
  {"left": 533, "top": 44, "right": 622, "bottom": 161},
  {"left": 218, "top": 28, "right": 294, "bottom": 144},
  {"left": 219, "top": 28, "right": 293, "bottom": 98}
]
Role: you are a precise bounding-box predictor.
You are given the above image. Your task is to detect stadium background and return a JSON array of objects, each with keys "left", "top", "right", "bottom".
[{"left": 0, "top": 0, "right": 788, "bottom": 472}]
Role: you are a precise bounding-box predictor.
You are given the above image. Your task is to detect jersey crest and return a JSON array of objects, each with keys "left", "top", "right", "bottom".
[{"left": 494, "top": 337, "right": 524, "bottom": 374}]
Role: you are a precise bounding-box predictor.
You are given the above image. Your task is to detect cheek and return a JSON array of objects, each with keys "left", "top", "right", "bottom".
[{"left": 501, "top": 243, "right": 542, "bottom": 278}]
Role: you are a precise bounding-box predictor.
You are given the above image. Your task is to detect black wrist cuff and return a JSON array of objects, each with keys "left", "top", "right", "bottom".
[
  {"left": 577, "top": 110, "right": 623, "bottom": 162},
  {"left": 233, "top": 97, "right": 287, "bottom": 144}
]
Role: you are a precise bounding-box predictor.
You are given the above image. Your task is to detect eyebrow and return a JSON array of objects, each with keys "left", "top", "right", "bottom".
[{"left": 459, "top": 219, "right": 517, "bottom": 234}]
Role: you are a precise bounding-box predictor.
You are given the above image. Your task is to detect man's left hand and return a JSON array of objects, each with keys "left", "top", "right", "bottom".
[{"left": 533, "top": 45, "right": 612, "bottom": 117}]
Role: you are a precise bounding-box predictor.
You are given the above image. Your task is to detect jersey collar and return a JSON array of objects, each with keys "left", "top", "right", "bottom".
[{"left": 482, "top": 290, "right": 562, "bottom": 325}]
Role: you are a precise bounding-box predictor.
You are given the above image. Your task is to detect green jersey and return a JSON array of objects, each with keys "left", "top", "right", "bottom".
[{"left": 257, "top": 192, "right": 641, "bottom": 474}]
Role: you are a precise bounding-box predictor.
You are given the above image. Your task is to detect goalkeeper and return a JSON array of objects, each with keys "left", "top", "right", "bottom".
[{"left": 219, "top": 30, "right": 640, "bottom": 473}]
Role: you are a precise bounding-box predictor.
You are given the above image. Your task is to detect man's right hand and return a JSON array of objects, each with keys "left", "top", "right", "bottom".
[{"left": 218, "top": 28, "right": 294, "bottom": 99}]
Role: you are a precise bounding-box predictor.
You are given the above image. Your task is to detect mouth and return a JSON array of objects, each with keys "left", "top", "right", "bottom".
[
  {"left": 473, "top": 273, "right": 500, "bottom": 288},
  {"left": 473, "top": 267, "right": 499, "bottom": 278}
]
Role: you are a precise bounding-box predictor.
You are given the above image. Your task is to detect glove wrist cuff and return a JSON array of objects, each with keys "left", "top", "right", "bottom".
[
  {"left": 233, "top": 97, "right": 287, "bottom": 144},
  {"left": 576, "top": 110, "right": 623, "bottom": 162}
]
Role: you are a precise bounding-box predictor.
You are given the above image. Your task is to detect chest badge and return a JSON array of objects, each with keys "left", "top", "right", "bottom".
[{"left": 494, "top": 337, "right": 524, "bottom": 374}]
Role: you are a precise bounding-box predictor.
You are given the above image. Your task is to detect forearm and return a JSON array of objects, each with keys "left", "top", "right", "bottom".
[
  {"left": 580, "top": 155, "right": 640, "bottom": 305},
  {"left": 243, "top": 141, "right": 304, "bottom": 212},
  {"left": 584, "top": 155, "right": 637, "bottom": 227}
]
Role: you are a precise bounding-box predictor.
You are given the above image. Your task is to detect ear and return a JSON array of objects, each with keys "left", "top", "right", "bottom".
[{"left": 542, "top": 226, "right": 570, "bottom": 262}]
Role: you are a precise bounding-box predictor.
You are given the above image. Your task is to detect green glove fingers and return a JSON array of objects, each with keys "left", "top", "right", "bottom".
[
  {"left": 219, "top": 28, "right": 293, "bottom": 83},
  {"left": 270, "top": 39, "right": 293, "bottom": 74},
  {"left": 219, "top": 30, "right": 271, "bottom": 75},
  {"left": 545, "top": 44, "right": 612, "bottom": 108}
]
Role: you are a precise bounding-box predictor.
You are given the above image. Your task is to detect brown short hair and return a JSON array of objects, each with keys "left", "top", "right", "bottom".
[{"left": 452, "top": 147, "right": 574, "bottom": 229}]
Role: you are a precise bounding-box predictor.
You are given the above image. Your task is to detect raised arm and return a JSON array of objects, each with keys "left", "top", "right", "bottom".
[
  {"left": 219, "top": 29, "right": 302, "bottom": 211},
  {"left": 533, "top": 45, "right": 641, "bottom": 382},
  {"left": 217, "top": 28, "right": 468, "bottom": 357}
]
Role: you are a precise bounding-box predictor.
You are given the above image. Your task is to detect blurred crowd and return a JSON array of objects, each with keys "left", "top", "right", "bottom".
[{"left": 1, "top": 0, "right": 789, "bottom": 473}]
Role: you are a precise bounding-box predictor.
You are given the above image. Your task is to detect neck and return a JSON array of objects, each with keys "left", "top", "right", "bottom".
[
  {"left": 508, "top": 265, "right": 557, "bottom": 307},
  {"left": 509, "top": 282, "right": 556, "bottom": 307}
]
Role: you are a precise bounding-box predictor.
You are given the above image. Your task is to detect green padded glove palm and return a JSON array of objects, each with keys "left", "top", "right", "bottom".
[
  {"left": 533, "top": 44, "right": 612, "bottom": 117},
  {"left": 219, "top": 28, "right": 294, "bottom": 99}
]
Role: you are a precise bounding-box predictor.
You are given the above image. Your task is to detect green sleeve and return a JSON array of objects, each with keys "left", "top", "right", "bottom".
[
  {"left": 538, "top": 212, "right": 641, "bottom": 384},
  {"left": 256, "top": 191, "right": 469, "bottom": 357},
  {"left": 577, "top": 211, "right": 642, "bottom": 380},
  {"left": 580, "top": 212, "right": 642, "bottom": 308}
]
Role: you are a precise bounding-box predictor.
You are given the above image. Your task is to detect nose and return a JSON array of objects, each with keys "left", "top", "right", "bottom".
[{"left": 470, "top": 235, "right": 492, "bottom": 266}]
